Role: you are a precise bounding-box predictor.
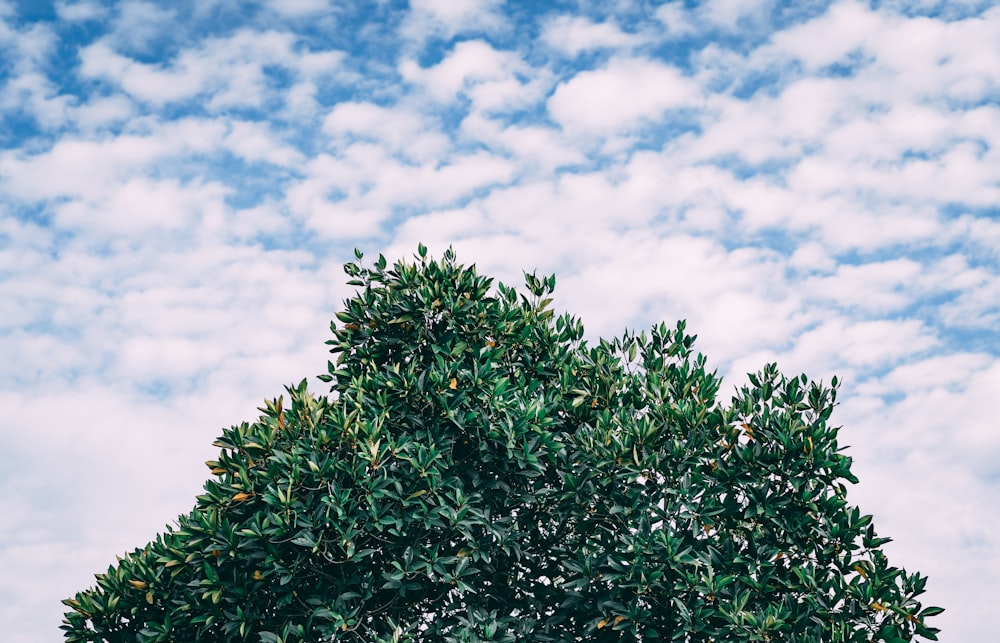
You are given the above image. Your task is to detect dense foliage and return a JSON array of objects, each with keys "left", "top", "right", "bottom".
[{"left": 63, "top": 247, "right": 942, "bottom": 642}]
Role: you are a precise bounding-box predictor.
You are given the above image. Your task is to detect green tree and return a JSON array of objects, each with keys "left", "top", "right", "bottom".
[{"left": 63, "top": 247, "right": 942, "bottom": 642}]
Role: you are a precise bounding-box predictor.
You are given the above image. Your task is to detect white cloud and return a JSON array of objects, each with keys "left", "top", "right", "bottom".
[
  {"left": 297, "top": 49, "right": 344, "bottom": 78},
  {"left": 401, "top": 0, "right": 506, "bottom": 44},
  {"left": 866, "top": 352, "right": 993, "bottom": 394},
  {"left": 767, "top": 0, "right": 881, "bottom": 71},
  {"left": 0, "top": 118, "right": 227, "bottom": 201},
  {"left": 54, "top": 176, "right": 231, "bottom": 234},
  {"left": 0, "top": 20, "right": 56, "bottom": 72},
  {"left": 286, "top": 142, "right": 515, "bottom": 240},
  {"left": 0, "top": 71, "right": 74, "bottom": 129},
  {"left": 796, "top": 318, "right": 938, "bottom": 371},
  {"left": 701, "top": 0, "right": 775, "bottom": 29},
  {"left": 79, "top": 30, "right": 335, "bottom": 110},
  {"left": 548, "top": 57, "right": 700, "bottom": 135},
  {"left": 800, "top": 259, "right": 924, "bottom": 314},
  {"left": 399, "top": 39, "right": 531, "bottom": 107},
  {"left": 107, "top": 0, "right": 178, "bottom": 54},
  {"left": 70, "top": 94, "right": 135, "bottom": 131},
  {"left": 54, "top": 1, "right": 107, "bottom": 22},
  {"left": 322, "top": 101, "right": 448, "bottom": 160},
  {"left": 655, "top": 4, "right": 696, "bottom": 37},
  {"left": 79, "top": 40, "right": 209, "bottom": 103},
  {"left": 541, "top": 15, "right": 643, "bottom": 56},
  {"left": 460, "top": 113, "right": 584, "bottom": 171},
  {"left": 223, "top": 120, "right": 305, "bottom": 166},
  {"left": 656, "top": 0, "right": 775, "bottom": 35}
]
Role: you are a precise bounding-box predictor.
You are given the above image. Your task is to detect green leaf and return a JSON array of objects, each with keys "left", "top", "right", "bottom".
[{"left": 61, "top": 247, "right": 941, "bottom": 643}]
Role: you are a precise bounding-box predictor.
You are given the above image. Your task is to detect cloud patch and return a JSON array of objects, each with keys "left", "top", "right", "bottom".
[{"left": 548, "top": 57, "right": 700, "bottom": 135}]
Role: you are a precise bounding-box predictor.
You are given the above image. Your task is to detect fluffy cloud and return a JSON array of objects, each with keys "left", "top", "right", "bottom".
[
  {"left": 54, "top": 1, "right": 107, "bottom": 22},
  {"left": 541, "top": 15, "right": 644, "bottom": 56},
  {"left": 401, "top": 0, "right": 507, "bottom": 45},
  {"left": 548, "top": 57, "right": 700, "bottom": 135},
  {"left": 399, "top": 39, "right": 536, "bottom": 110},
  {"left": 80, "top": 29, "right": 342, "bottom": 110}
]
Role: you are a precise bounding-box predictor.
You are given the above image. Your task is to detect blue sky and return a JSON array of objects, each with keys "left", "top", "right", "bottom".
[{"left": 1, "top": 0, "right": 998, "bottom": 640}]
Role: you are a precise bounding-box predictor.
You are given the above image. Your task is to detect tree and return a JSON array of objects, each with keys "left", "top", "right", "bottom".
[{"left": 63, "top": 247, "right": 942, "bottom": 642}]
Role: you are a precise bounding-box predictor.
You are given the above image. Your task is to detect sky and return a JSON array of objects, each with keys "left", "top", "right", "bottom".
[{"left": 0, "top": 0, "right": 997, "bottom": 640}]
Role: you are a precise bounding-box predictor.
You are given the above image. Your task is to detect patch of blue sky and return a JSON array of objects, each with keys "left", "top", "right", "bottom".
[
  {"left": 260, "top": 230, "right": 342, "bottom": 262},
  {"left": 0, "top": 108, "right": 49, "bottom": 147},
  {"left": 771, "top": 0, "right": 836, "bottom": 26},
  {"left": 9, "top": 0, "right": 58, "bottom": 22},
  {"left": 936, "top": 326, "right": 1000, "bottom": 356},
  {"left": 872, "top": 388, "right": 907, "bottom": 406},
  {"left": 222, "top": 177, "right": 297, "bottom": 213},
  {"left": 535, "top": 0, "right": 649, "bottom": 23},
  {"left": 726, "top": 223, "right": 800, "bottom": 257},
  {"left": 412, "top": 25, "right": 505, "bottom": 68},
  {"left": 253, "top": 230, "right": 312, "bottom": 255},
  {"left": 829, "top": 244, "right": 928, "bottom": 268},
  {"left": 818, "top": 50, "right": 874, "bottom": 79},
  {"left": 12, "top": 311, "right": 80, "bottom": 339},
  {"left": 940, "top": 202, "right": 1000, "bottom": 225},
  {"left": 715, "top": 64, "right": 781, "bottom": 99},
  {"left": 872, "top": 0, "right": 995, "bottom": 21},
  {"left": 293, "top": 11, "right": 401, "bottom": 66},
  {"left": 880, "top": 236, "right": 998, "bottom": 271},
  {"left": 708, "top": 153, "right": 796, "bottom": 181},
  {"left": 136, "top": 376, "right": 190, "bottom": 400},
  {"left": 2, "top": 197, "right": 58, "bottom": 229},
  {"left": 632, "top": 111, "right": 705, "bottom": 149},
  {"left": 939, "top": 91, "right": 1000, "bottom": 114}
]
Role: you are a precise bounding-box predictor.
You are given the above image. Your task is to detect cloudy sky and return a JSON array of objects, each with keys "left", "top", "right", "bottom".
[{"left": 1, "top": 0, "right": 997, "bottom": 640}]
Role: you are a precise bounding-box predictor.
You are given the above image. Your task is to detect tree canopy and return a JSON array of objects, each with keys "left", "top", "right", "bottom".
[{"left": 63, "top": 247, "right": 942, "bottom": 642}]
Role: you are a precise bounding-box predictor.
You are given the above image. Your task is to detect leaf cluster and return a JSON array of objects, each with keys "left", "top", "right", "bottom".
[{"left": 63, "top": 247, "right": 942, "bottom": 642}]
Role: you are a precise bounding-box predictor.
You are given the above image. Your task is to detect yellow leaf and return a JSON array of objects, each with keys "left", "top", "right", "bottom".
[
  {"left": 457, "top": 547, "right": 472, "bottom": 558},
  {"left": 597, "top": 619, "right": 609, "bottom": 629},
  {"left": 211, "top": 467, "right": 227, "bottom": 475},
  {"left": 613, "top": 615, "right": 627, "bottom": 626},
  {"left": 870, "top": 602, "right": 887, "bottom": 611},
  {"left": 449, "top": 378, "right": 458, "bottom": 390},
  {"left": 145, "top": 591, "right": 154, "bottom": 605},
  {"left": 128, "top": 580, "right": 147, "bottom": 590},
  {"left": 253, "top": 570, "right": 263, "bottom": 581},
  {"left": 853, "top": 564, "right": 867, "bottom": 578},
  {"left": 232, "top": 492, "right": 251, "bottom": 502}
]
